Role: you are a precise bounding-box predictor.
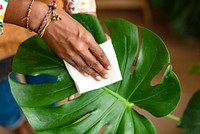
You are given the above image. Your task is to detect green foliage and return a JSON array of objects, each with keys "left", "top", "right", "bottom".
[
  {"left": 9, "top": 14, "right": 181, "bottom": 133},
  {"left": 190, "top": 62, "right": 200, "bottom": 74},
  {"left": 150, "top": 0, "right": 200, "bottom": 39},
  {"left": 179, "top": 90, "right": 200, "bottom": 134}
]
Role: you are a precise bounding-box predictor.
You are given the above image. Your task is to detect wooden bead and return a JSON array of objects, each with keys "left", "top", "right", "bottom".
[{"left": 53, "top": 3, "right": 57, "bottom": 9}]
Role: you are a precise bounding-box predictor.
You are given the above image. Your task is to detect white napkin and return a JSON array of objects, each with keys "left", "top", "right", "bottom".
[{"left": 63, "top": 40, "right": 122, "bottom": 94}]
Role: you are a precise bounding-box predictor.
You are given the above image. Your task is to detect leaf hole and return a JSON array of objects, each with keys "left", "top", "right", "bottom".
[
  {"left": 13, "top": 73, "right": 58, "bottom": 84},
  {"left": 73, "top": 112, "right": 91, "bottom": 124},
  {"left": 45, "top": 93, "right": 80, "bottom": 107},
  {"left": 57, "top": 93, "right": 81, "bottom": 106},
  {"left": 47, "top": 92, "right": 80, "bottom": 107},
  {"left": 15, "top": 73, "right": 27, "bottom": 83},
  {"left": 150, "top": 64, "right": 169, "bottom": 86},
  {"left": 131, "top": 55, "right": 138, "bottom": 75},
  {"left": 98, "top": 124, "right": 108, "bottom": 134},
  {"left": 25, "top": 74, "right": 57, "bottom": 84},
  {"left": 131, "top": 27, "right": 142, "bottom": 75}
]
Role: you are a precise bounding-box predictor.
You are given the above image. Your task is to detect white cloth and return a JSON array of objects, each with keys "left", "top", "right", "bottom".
[{"left": 64, "top": 40, "right": 122, "bottom": 94}]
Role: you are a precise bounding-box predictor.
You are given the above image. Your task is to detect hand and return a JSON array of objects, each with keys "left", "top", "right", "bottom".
[{"left": 42, "top": 9, "right": 111, "bottom": 81}]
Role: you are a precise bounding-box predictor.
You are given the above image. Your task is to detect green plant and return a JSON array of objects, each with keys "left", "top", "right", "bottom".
[
  {"left": 178, "top": 62, "right": 200, "bottom": 133},
  {"left": 179, "top": 89, "right": 200, "bottom": 134},
  {"left": 150, "top": 0, "right": 200, "bottom": 39},
  {"left": 9, "top": 14, "right": 181, "bottom": 133},
  {"left": 190, "top": 62, "right": 200, "bottom": 74}
]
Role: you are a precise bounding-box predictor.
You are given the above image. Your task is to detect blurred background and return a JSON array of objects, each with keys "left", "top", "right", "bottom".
[{"left": 0, "top": 0, "right": 200, "bottom": 134}]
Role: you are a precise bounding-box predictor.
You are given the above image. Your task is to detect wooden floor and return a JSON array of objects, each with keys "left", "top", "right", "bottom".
[{"left": 1, "top": 8, "right": 200, "bottom": 134}]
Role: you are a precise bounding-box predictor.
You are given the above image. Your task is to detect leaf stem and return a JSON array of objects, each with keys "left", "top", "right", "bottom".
[
  {"left": 102, "top": 87, "right": 134, "bottom": 108},
  {"left": 166, "top": 114, "right": 180, "bottom": 123}
]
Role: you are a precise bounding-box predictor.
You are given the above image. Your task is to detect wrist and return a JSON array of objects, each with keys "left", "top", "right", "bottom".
[
  {"left": 29, "top": 1, "right": 49, "bottom": 33},
  {"left": 4, "top": 0, "right": 49, "bottom": 33}
]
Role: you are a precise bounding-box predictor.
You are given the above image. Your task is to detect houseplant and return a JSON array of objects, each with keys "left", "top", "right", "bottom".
[
  {"left": 8, "top": 14, "right": 181, "bottom": 133},
  {"left": 178, "top": 63, "right": 200, "bottom": 133},
  {"left": 150, "top": 0, "right": 200, "bottom": 39}
]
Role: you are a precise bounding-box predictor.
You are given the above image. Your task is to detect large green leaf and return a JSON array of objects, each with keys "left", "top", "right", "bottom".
[
  {"left": 179, "top": 90, "right": 200, "bottom": 134},
  {"left": 9, "top": 14, "right": 181, "bottom": 133}
]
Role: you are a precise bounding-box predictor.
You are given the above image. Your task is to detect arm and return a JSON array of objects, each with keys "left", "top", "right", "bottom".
[{"left": 4, "top": 0, "right": 111, "bottom": 81}]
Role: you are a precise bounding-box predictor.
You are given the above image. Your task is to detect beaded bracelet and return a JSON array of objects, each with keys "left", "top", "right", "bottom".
[
  {"left": 21, "top": 0, "right": 34, "bottom": 31},
  {"left": 37, "top": 1, "right": 55, "bottom": 36},
  {"left": 38, "top": 0, "right": 61, "bottom": 37},
  {"left": 39, "top": 11, "right": 61, "bottom": 37}
]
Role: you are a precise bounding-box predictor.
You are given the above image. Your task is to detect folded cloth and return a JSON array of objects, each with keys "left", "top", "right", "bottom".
[{"left": 64, "top": 40, "right": 122, "bottom": 94}]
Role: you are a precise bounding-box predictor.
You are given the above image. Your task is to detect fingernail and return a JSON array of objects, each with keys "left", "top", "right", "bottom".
[
  {"left": 104, "top": 73, "right": 109, "bottom": 79},
  {"left": 107, "top": 65, "right": 111, "bottom": 70},
  {"left": 83, "top": 73, "right": 89, "bottom": 77},
  {"left": 96, "top": 76, "right": 102, "bottom": 81}
]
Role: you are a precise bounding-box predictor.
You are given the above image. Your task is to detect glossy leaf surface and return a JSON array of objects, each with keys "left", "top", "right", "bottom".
[{"left": 9, "top": 14, "right": 181, "bottom": 134}]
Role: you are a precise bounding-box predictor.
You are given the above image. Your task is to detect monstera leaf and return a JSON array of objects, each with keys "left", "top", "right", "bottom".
[
  {"left": 179, "top": 89, "right": 200, "bottom": 134},
  {"left": 9, "top": 14, "right": 181, "bottom": 133}
]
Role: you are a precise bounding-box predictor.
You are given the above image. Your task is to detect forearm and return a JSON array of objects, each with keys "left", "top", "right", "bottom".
[
  {"left": 4, "top": 0, "right": 48, "bottom": 32},
  {"left": 4, "top": 0, "right": 111, "bottom": 80},
  {"left": 4, "top": 0, "right": 97, "bottom": 32}
]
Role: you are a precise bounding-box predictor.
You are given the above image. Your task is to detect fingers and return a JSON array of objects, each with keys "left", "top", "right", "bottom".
[
  {"left": 89, "top": 45, "right": 111, "bottom": 70},
  {"left": 77, "top": 32, "right": 111, "bottom": 71},
  {"left": 64, "top": 34, "right": 111, "bottom": 81},
  {"left": 65, "top": 53, "right": 107, "bottom": 81},
  {"left": 64, "top": 57, "right": 88, "bottom": 77},
  {"left": 79, "top": 49, "right": 109, "bottom": 79},
  {"left": 42, "top": 10, "right": 111, "bottom": 81}
]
